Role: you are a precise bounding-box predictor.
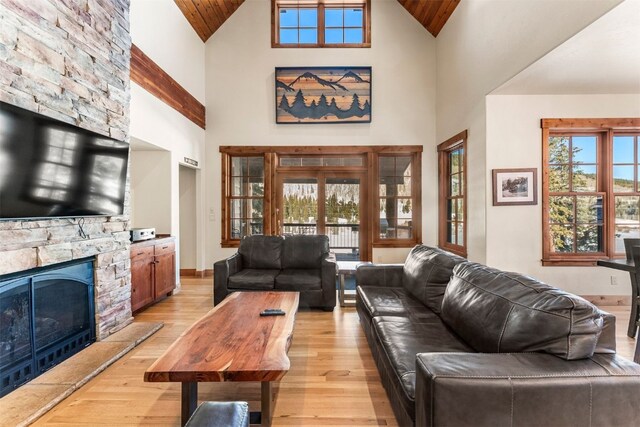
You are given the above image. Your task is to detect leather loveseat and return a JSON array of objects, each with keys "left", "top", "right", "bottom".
[
  {"left": 214, "top": 235, "right": 336, "bottom": 310},
  {"left": 356, "top": 245, "right": 640, "bottom": 426}
]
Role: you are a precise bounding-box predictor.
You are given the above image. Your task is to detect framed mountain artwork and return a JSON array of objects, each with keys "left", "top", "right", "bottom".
[{"left": 275, "top": 66, "right": 372, "bottom": 124}]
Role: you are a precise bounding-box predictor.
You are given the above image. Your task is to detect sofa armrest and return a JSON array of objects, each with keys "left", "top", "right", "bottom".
[
  {"left": 320, "top": 251, "right": 337, "bottom": 310},
  {"left": 595, "top": 309, "right": 616, "bottom": 354},
  {"left": 415, "top": 352, "right": 640, "bottom": 427},
  {"left": 355, "top": 264, "right": 403, "bottom": 288},
  {"left": 213, "top": 252, "right": 242, "bottom": 306}
]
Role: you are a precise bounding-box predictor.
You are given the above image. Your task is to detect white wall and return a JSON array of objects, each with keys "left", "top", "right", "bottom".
[
  {"left": 129, "top": 0, "right": 205, "bottom": 162},
  {"left": 130, "top": 150, "right": 172, "bottom": 233},
  {"left": 130, "top": 0, "right": 205, "bottom": 102},
  {"left": 179, "top": 165, "right": 197, "bottom": 269},
  {"left": 204, "top": 0, "right": 436, "bottom": 265},
  {"left": 435, "top": 0, "right": 623, "bottom": 263},
  {"left": 129, "top": 0, "right": 207, "bottom": 272},
  {"left": 486, "top": 94, "right": 640, "bottom": 295}
]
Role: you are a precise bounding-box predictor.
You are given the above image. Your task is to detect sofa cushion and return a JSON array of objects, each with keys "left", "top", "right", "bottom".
[
  {"left": 402, "top": 245, "right": 466, "bottom": 313},
  {"left": 238, "top": 235, "right": 283, "bottom": 270},
  {"left": 357, "top": 286, "right": 441, "bottom": 323},
  {"left": 228, "top": 269, "right": 279, "bottom": 290},
  {"left": 282, "top": 235, "right": 329, "bottom": 269},
  {"left": 275, "top": 269, "right": 322, "bottom": 290},
  {"left": 441, "top": 262, "right": 604, "bottom": 360},
  {"left": 374, "top": 316, "right": 472, "bottom": 409}
]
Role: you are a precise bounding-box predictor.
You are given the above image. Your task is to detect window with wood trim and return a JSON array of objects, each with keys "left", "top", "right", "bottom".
[
  {"left": 373, "top": 152, "right": 422, "bottom": 246},
  {"left": 272, "top": 0, "right": 371, "bottom": 48},
  {"left": 220, "top": 146, "right": 422, "bottom": 253},
  {"left": 437, "top": 130, "right": 467, "bottom": 257},
  {"left": 226, "top": 156, "right": 266, "bottom": 241},
  {"left": 541, "top": 119, "right": 640, "bottom": 265},
  {"left": 613, "top": 134, "right": 640, "bottom": 252}
]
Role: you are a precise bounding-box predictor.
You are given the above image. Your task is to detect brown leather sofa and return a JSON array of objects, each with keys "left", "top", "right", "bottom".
[
  {"left": 214, "top": 234, "right": 337, "bottom": 310},
  {"left": 356, "top": 245, "right": 640, "bottom": 426}
]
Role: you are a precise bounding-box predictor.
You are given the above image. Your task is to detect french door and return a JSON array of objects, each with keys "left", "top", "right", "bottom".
[{"left": 276, "top": 171, "right": 368, "bottom": 261}]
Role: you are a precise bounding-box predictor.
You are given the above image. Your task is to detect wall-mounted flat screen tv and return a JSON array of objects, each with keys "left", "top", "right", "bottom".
[{"left": 0, "top": 100, "right": 129, "bottom": 220}]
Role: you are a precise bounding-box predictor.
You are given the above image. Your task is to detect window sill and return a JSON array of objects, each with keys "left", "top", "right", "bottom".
[
  {"left": 272, "top": 43, "right": 371, "bottom": 48},
  {"left": 541, "top": 259, "right": 602, "bottom": 267}
]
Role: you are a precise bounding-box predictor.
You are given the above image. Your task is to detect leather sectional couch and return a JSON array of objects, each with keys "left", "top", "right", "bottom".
[
  {"left": 356, "top": 245, "right": 640, "bottom": 426},
  {"left": 214, "top": 234, "right": 336, "bottom": 310}
]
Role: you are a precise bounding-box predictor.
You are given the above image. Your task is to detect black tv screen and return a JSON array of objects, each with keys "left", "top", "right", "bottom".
[{"left": 0, "top": 100, "right": 129, "bottom": 220}]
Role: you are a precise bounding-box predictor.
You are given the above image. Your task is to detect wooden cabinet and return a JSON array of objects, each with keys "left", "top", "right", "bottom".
[{"left": 130, "top": 237, "right": 176, "bottom": 313}]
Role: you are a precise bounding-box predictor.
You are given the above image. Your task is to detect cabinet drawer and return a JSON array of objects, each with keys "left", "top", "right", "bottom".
[
  {"left": 155, "top": 241, "right": 175, "bottom": 256},
  {"left": 131, "top": 245, "right": 154, "bottom": 260}
]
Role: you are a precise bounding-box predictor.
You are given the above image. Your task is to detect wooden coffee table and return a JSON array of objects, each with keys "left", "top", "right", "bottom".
[{"left": 144, "top": 291, "right": 300, "bottom": 426}]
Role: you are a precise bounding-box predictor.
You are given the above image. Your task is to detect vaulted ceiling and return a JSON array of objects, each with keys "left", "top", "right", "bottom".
[
  {"left": 398, "top": 0, "right": 460, "bottom": 37},
  {"left": 176, "top": 0, "right": 459, "bottom": 42},
  {"left": 174, "top": 0, "right": 245, "bottom": 42}
]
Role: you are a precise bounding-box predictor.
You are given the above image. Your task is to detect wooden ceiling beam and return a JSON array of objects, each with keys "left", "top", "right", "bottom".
[{"left": 130, "top": 44, "right": 206, "bottom": 129}]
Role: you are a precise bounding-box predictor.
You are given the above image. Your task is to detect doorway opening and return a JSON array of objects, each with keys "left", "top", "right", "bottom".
[{"left": 179, "top": 165, "right": 197, "bottom": 274}]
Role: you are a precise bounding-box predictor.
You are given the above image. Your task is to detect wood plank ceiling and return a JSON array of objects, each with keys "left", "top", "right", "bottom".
[
  {"left": 398, "top": 0, "right": 460, "bottom": 37},
  {"left": 174, "top": 0, "right": 245, "bottom": 42},
  {"left": 176, "top": 0, "right": 459, "bottom": 42}
]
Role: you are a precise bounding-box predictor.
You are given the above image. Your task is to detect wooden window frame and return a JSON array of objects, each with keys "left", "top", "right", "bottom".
[
  {"left": 271, "top": 0, "right": 371, "bottom": 48},
  {"left": 371, "top": 151, "right": 422, "bottom": 248},
  {"left": 220, "top": 152, "right": 274, "bottom": 248},
  {"left": 220, "top": 146, "right": 422, "bottom": 252},
  {"left": 437, "top": 130, "right": 468, "bottom": 257},
  {"left": 541, "top": 118, "right": 640, "bottom": 266}
]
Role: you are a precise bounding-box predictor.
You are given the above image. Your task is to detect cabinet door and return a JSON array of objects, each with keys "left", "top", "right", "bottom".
[
  {"left": 131, "top": 256, "right": 154, "bottom": 312},
  {"left": 154, "top": 252, "right": 175, "bottom": 298}
]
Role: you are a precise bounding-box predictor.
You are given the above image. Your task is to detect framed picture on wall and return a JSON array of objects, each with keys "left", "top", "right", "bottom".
[
  {"left": 275, "top": 66, "right": 372, "bottom": 124},
  {"left": 492, "top": 168, "right": 538, "bottom": 206}
]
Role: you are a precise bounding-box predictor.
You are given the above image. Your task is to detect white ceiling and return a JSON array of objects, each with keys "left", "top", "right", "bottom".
[{"left": 493, "top": 0, "right": 640, "bottom": 95}]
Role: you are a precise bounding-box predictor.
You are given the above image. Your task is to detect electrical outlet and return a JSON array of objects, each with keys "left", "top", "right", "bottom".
[{"left": 611, "top": 276, "right": 619, "bottom": 286}]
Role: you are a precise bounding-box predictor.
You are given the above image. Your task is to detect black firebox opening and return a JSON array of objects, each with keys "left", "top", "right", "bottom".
[{"left": 0, "top": 258, "right": 95, "bottom": 397}]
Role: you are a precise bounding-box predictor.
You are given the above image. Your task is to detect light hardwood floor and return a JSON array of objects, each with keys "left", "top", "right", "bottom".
[{"left": 32, "top": 277, "right": 636, "bottom": 426}]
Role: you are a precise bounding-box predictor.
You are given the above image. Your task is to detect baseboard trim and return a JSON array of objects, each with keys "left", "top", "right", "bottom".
[
  {"left": 180, "top": 269, "right": 214, "bottom": 278},
  {"left": 581, "top": 295, "right": 631, "bottom": 307}
]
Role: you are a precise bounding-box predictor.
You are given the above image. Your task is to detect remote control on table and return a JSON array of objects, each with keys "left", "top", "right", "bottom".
[{"left": 260, "top": 309, "right": 285, "bottom": 316}]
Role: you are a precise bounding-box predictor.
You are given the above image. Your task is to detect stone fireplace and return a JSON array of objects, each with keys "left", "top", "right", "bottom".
[
  {"left": 0, "top": 258, "right": 96, "bottom": 397},
  {"left": 0, "top": 0, "right": 133, "bottom": 347}
]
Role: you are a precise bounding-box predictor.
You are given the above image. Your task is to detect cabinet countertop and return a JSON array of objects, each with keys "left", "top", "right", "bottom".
[{"left": 130, "top": 235, "right": 175, "bottom": 248}]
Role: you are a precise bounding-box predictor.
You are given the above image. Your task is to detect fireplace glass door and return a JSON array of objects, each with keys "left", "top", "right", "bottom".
[
  {"left": 0, "top": 279, "right": 33, "bottom": 394},
  {"left": 0, "top": 259, "right": 95, "bottom": 397}
]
